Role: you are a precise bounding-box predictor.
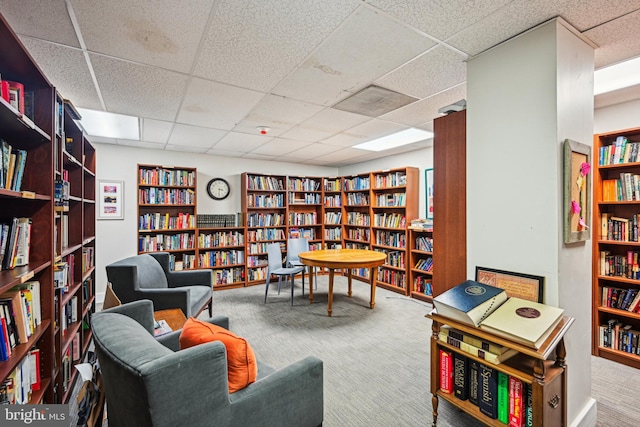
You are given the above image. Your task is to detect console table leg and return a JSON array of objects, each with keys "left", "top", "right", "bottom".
[
  {"left": 369, "top": 267, "right": 376, "bottom": 309},
  {"left": 328, "top": 269, "right": 334, "bottom": 317},
  {"left": 308, "top": 266, "right": 314, "bottom": 304},
  {"left": 432, "top": 394, "right": 439, "bottom": 426}
]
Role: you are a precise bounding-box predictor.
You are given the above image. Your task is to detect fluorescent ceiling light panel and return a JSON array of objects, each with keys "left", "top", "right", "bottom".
[
  {"left": 77, "top": 108, "right": 140, "bottom": 140},
  {"left": 594, "top": 56, "right": 640, "bottom": 95},
  {"left": 353, "top": 128, "right": 433, "bottom": 151}
]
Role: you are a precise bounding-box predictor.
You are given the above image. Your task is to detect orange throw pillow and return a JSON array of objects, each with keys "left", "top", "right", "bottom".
[{"left": 179, "top": 318, "right": 257, "bottom": 393}]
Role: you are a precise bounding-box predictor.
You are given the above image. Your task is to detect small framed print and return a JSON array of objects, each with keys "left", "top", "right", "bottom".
[
  {"left": 425, "top": 168, "right": 434, "bottom": 220},
  {"left": 475, "top": 266, "right": 544, "bottom": 303},
  {"left": 98, "top": 180, "right": 124, "bottom": 220}
]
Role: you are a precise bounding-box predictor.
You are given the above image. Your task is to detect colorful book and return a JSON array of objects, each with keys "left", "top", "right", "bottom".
[
  {"left": 438, "top": 331, "right": 519, "bottom": 365},
  {"left": 480, "top": 297, "right": 564, "bottom": 349},
  {"left": 509, "top": 376, "right": 524, "bottom": 427},
  {"left": 432, "top": 280, "right": 508, "bottom": 327},
  {"left": 439, "top": 349, "right": 453, "bottom": 394},
  {"left": 497, "top": 372, "right": 509, "bottom": 424}
]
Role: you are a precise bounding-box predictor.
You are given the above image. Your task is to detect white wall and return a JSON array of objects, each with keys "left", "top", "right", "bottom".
[
  {"left": 95, "top": 143, "right": 338, "bottom": 300},
  {"left": 594, "top": 98, "right": 640, "bottom": 134},
  {"left": 467, "top": 19, "right": 595, "bottom": 427}
]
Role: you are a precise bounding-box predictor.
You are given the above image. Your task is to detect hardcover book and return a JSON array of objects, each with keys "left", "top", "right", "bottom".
[
  {"left": 438, "top": 331, "right": 519, "bottom": 365},
  {"left": 478, "top": 363, "right": 498, "bottom": 419},
  {"left": 432, "top": 280, "right": 508, "bottom": 326},
  {"left": 497, "top": 371, "right": 509, "bottom": 424},
  {"left": 509, "top": 376, "right": 524, "bottom": 427},
  {"left": 480, "top": 297, "right": 564, "bottom": 349},
  {"left": 439, "top": 349, "right": 453, "bottom": 394},
  {"left": 453, "top": 352, "right": 468, "bottom": 401},
  {"left": 468, "top": 360, "right": 479, "bottom": 406}
]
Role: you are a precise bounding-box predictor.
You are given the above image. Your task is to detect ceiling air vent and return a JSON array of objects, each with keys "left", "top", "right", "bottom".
[{"left": 332, "top": 85, "right": 418, "bottom": 117}]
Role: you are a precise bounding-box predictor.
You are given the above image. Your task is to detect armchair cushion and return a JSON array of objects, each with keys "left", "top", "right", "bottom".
[{"left": 180, "top": 318, "right": 257, "bottom": 393}]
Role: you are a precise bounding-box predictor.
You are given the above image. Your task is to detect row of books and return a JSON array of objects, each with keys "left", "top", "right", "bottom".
[
  {"left": 0, "top": 281, "right": 41, "bottom": 361},
  {"left": 139, "top": 212, "right": 196, "bottom": 231},
  {"left": 345, "top": 193, "right": 369, "bottom": 206},
  {"left": 0, "top": 348, "right": 40, "bottom": 404},
  {"left": 138, "top": 167, "right": 196, "bottom": 187},
  {"left": 246, "top": 193, "right": 285, "bottom": 208},
  {"left": 196, "top": 213, "right": 244, "bottom": 228},
  {"left": 288, "top": 212, "right": 318, "bottom": 226},
  {"left": 289, "top": 228, "right": 315, "bottom": 239},
  {"left": 287, "top": 177, "right": 321, "bottom": 191},
  {"left": 599, "top": 250, "right": 640, "bottom": 279},
  {"left": 373, "top": 213, "right": 406, "bottom": 229},
  {"left": 324, "top": 228, "right": 342, "bottom": 241},
  {"left": 375, "top": 230, "right": 406, "bottom": 248},
  {"left": 168, "top": 254, "right": 196, "bottom": 271},
  {"left": 602, "top": 173, "right": 640, "bottom": 202},
  {"left": 376, "top": 268, "right": 406, "bottom": 288},
  {"left": 347, "top": 227, "right": 369, "bottom": 241},
  {"left": 374, "top": 192, "right": 406, "bottom": 207},
  {"left": 0, "top": 217, "right": 31, "bottom": 271},
  {"left": 138, "top": 188, "right": 195, "bottom": 205},
  {"left": 415, "top": 235, "right": 433, "bottom": 251},
  {"left": 247, "top": 213, "right": 285, "bottom": 227},
  {"left": 413, "top": 277, "right": 432, "bottom": 296},
  {"left": 324, "top": 195, "right": 341, "bottom": 207},
  {"left": 198, "top": 250, "right": 245, "bottom": 267},
  {"left": 198, "top": 230, "right": 244, "bottom": 248},
  {"left": 599, "top": 319, "right": 640, "bottom": 355},
  {"left": 138, "top": 233, "right": 196, "bottom": 252},
  {"left": 288, "top": 193, "right": 321, "bottom": 204},
  {"left": 345, "top": 212, "right": 370, "bottom": 226},
  {"left": 601, "top": 213, "right": 640, "bottom": 242},
  {"left": 343, "top": 176, "right": 370, "bottom": 191},
  {"left": 602, "top": 286, "right": 640, "bottom": 313},
  {"left": 54, "top": 178, "right": 70, "bottom": 212},
  {"left": 384, "top": 250, "right": 406, "bottom": 269},
  {"left": 409, "top": 218, "right": 433, "bottom": 230},
  {"left": 599, "top": 136, "right": 640, "bottom": 166},
  {"left": 213, "top": 268, "right": 246, "bottom": 285},
  {"left": 246, "top": 228, "right": 285, "bottom": 242},
  {"left": 246, "top": 175, "right": 284, "bottom": 191},
  {"left": 324, "top": 211, "right": 341, "bottom": 224},
  {"left": 414, "top": 257, "right": 433, "bottom": 272},
  {"left": 373, "top": 171, "right": 407, "bottom": 188},
  {"left": 1, "top": 139, "right": 27, "bottom": 192},
  {"left": 440, "top": 349, "right": 532, "bottom": 425}
]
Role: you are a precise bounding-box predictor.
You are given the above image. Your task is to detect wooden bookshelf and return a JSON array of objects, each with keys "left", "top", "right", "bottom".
[
  {"left": 409, "top": 227, "right": 433, "bottom": 302},
  {"left": 0, "top": 12, "right": 96, "bottom": 404},
  {"left": 197, "top": 226, "right": 246, "bottom": 289},
  {"left": 322, "top": 177, "right": 343, "bottom": 250},
  {"left": 342, "top": 173, "right": 372, "bottom": 281},
  {"left": 137, "top": 164, "right": 197, "bottom": 270},
  {"left": 370, "top": 167, "right": 419, "bottom": 295},
  {"left": 287, "top": 175, "right": 323, "bottom": 249},
  {"left": 592, "top": 126, "right": 640, "bottom": 369},
  {"left": 428, "top": 311, "right": 573, "bottom": 427}
]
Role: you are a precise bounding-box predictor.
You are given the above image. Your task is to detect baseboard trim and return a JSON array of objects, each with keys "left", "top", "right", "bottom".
[{"left": 570, "top": 397, "right": 597, "bottom": 427}]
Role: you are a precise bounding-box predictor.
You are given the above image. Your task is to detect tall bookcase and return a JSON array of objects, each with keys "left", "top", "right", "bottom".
[
  {"left": 371, "top": 167, "right": 419, "bottom": 295},
  {"left": 0, "top": 12, "right": 96, "bottom": 404},
  {"left": 322, "top": 177, "right": 343, "bottom": 250},
  {"left": 242, "top": 173, "right": 287, "bottom": 286},
  {"left": 137, "top": 164, "right": 197, "bottom": 269},
  {"left": 342, "top": 173, "right": 372, "bottom": 281},
  {"left": 287, "top": 175, "right": 323, "bottom": 249},
  {"left": 592, "top": 126, "right": 640, "bottom": 369}
]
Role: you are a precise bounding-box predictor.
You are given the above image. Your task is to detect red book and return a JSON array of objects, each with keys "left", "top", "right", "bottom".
[
  {"left": 29, "top": 348, "right": 41, "bottom": 391},
  {"left": 6, "top": 81, "right": 24, "bottom": 113},
  {"left": 508, "top": 376, "right": 524, "bottom": 427},
  {"left": 0, "top": 80, "right": 9, "bottom": 103},
  {"left": 439, "top": 349, "right": 453, "bottom": 393}
]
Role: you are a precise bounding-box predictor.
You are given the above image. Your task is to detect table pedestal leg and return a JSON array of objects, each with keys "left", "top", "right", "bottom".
[
  {"left": 308, "top": 266, "right": 314, "bottom": 304},
  {"left": 328, "top": 269, "right": 334, "bottom": 317},
  {"left": 347, "top": 268, "right": 353, "bottom": 297},
  {"left": 369, "top": 267, "right": 376, "bottom": 309}
]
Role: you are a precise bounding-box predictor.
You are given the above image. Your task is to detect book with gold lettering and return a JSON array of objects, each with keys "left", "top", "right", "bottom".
[{"left": 432, "top": 280, "right": 508, "bottom": 327}]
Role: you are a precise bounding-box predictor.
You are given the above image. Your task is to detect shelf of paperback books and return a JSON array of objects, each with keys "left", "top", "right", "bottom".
[
  {"left": 409, "top": 226, "right": 433, "bottom": 302},
  {"left": 428, "top": 311, "right": 573, "bottom": 427},
  {"left": 593, "top": 126, "right": 640, "bottom": 369},
  {"left": 197, "top": 227, "right": 246, "bottom": 289},
  {"left": 323, "top": 177, "right": 343, "bottom": 251}
]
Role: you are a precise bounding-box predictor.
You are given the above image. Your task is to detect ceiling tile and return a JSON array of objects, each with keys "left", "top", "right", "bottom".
[
  {"left": 242, "top": 153, "right": 278, "bottom": 161},
  {"left": 558, "top": 0, "right": 640, "bottom": 31},
  {"left": 212, "top": 132, "right": 273, "bottom": 152},
  {"left": 165, "top": 144, "right": 209, "bottom": 154},
  {"left": 250, "top": 138, "right": 312, "bottom": 156},
  {"left": 585, "top": 9, "right": 640, "bottom": 68},
  {"left": 117, "top": 139, "right": 165, "bottom": 150},
  {"left": 278, "top": 142, "right": 344, "bottom": 162},
  {"left": 88, "top": 136, "right": 117, "bottom": 145},
  {"left": 272, "top": 6, "right": 437, "bottom": 106},
  {"left": 70, "top": 0, "right": 213, "bottom": 73},
  {"left": 308, "top": 147, "right": 374, "bottom": 165},
  {"left": 0, "top": 0, "right": 80, "bottom": 47},
  {"left": 141, "top": 118, "right": 173, "bottom": 144},
  {"left": 233, "top": 94, "right": 324, "bottom": 136},
  {"left": 365, "top": 0, "right": 513, "bottom": 41},
  {"left": 381, "top": 84, "right": 467, "bottom": 126},
  {"left": 177, "top": 78, "right": 265, "bottom": 130},
  {"left": 90, "top": 53, "right": 188, "bottom": 121},
  {"left": 168, "top": 123, "right": 226, "bottom": 148},
  {"left": 206, "top": 148, "right": 245, "bottom": 157},
  {"left": 19, "top": 38, "right": 102, "bottom": 110},
  {"left": 376, "top": 45, "right": 467, "bottom": 99},
  {"left": 194, "top": 0, "right": 361, "bottom": 92},
  {"left": 280, "top": 108, "right": 372, "bottom": 142}
]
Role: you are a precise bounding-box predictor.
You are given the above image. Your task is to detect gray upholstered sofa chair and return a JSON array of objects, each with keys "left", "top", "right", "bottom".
[
  {"left": 92, "top": 300, "right": 324, "bottom": 427},
  {"left": 106, "top": 252, "right": 212, "bottom": 317}
]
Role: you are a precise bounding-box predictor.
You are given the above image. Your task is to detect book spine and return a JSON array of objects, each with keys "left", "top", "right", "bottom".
[
  {"left": 525, "top": 382, "right": 533, "bottom": 427},
  {"left": 453, "top": 352, "right": 469, "bottom": 401},
  {"left": 497, "top": 371, "right": 509, "bottom": 423},
  {"left": 509, "top": 376, "right": 524, "bottom": 427},
  {"left": 478, "top": 363, "right": 498, "bottom": 419},
  {"left": 439, "top": 349, "right": 453, "bottom": 394},
  {"left": 468, "top": 360, "right": 479, "bottom": 406}
]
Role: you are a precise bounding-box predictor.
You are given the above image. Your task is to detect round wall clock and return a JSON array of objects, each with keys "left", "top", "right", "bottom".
[{"left": 206, "top": 178, "right": 230, "bottom": 200}]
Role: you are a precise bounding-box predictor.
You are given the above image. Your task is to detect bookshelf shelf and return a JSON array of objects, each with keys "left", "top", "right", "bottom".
[{"left": 592, "top": 126, "right": 640, "bottom": 370}]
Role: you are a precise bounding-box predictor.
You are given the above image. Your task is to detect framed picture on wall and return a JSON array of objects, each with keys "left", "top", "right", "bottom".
[
  {"left": 98, "top": 179, "right": 124, "bottom": 220},
  {"left": 425, "top": 168, "right": 434, "bottom": 219},
  {"left": 475, "top": 266, "right": 544, "bottom": 303}
]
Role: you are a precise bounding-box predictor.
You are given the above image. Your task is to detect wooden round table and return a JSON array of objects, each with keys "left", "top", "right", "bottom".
[{"left": 298, "top": 248, "right": 387, "bottom": 317}]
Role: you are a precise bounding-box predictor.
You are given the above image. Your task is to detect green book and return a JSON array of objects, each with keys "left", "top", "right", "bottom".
[{"left": 497, "top": 371, "right": 509, "bottom": 424}]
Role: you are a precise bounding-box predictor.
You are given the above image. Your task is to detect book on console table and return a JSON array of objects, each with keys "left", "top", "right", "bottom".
[
  {"left": 432, "top": 280, "right": 508, "bottom": 327},
  {"left": 479, "top": 297, "right": 564, "bottom": 349}
]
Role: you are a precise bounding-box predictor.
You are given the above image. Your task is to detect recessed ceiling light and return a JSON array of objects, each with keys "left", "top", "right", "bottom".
[
  {"left": 594, "top": 56, "right": 640, "bottom": 95},
  {"left": 353, "top": 128, "right": 434, "bottom": 152},
  {"left": 76, "top": 107, "right": 140, "bottom": 140}
]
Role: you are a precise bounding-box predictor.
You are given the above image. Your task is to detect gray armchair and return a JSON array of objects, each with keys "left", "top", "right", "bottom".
[
  {"left": 106, "top": 252, "right": 212, "bottom": 317},
  {"left": 92, "top": 300, "right": 324, "bottom": 427}
]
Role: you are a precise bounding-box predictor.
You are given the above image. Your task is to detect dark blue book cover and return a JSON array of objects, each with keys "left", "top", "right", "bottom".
[
  {"left": 453, "top": 352, "right": 469, "bottom": 401},
  {"left": 478, "top": 363, "right": 498, "bottom": 419},
  {"left": 468, "top": 360, "right": 479, "bottom": 406},
  {"left": 432, "top": 280, "right": 507, "bottom": 326}
]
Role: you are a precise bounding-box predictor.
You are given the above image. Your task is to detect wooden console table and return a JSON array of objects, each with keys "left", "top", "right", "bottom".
[
  {"left": 299, "top": 248, "right": 386, "bottom": 317},
  {"left": 427, "top": 311, "right": 574, "bottom": 427}
]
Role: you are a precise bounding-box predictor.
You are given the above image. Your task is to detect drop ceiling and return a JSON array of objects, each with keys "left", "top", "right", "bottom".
[{"left": 1, "top": 0, "right": 639, "bottom": 167}]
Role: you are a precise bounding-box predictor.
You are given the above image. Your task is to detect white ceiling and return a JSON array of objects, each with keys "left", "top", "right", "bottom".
[{"left": 1, "top": 0, "right": 639, "bottom": 167}]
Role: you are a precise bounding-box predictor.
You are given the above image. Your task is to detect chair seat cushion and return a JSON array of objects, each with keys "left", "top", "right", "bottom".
[
  {"left": 179, "top": 318, "right": 257, "bottom": 393},
  {"left": 185, "top": 285, "right": 212, "bottom": 315}
]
